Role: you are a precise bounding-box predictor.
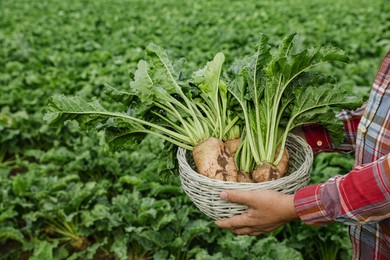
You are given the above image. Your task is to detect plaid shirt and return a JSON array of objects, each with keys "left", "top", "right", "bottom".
[{"left": 294, "top": 50, "right": 390, "bottom": 259}]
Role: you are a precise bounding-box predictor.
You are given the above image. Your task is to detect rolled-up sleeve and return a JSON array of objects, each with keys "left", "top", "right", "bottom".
[{"left": 295, "top": 154, "right": 390, "bottom": 226}]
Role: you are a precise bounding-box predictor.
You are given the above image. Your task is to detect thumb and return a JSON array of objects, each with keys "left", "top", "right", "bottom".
[{"left": 220, "top": 190, "right": 258, "bottom": 208}]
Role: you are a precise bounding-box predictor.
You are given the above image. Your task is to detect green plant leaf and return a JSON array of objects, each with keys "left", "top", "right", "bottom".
[
  {"left": 29, "top": 240, "right": 56, "bottom": 260},
  {"left": 0, "top": 227, "right": 24, "bottom": 244}
]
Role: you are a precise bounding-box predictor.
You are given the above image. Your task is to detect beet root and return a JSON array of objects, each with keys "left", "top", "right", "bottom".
[
  {"left": 237, "top": 171, "right": 253, "bottom": 183},
  {"left": 192, "top": 137, "right": 238, "bottom": 182},
  {"left": 224, "top": 138, "right": 240, "bottom": 155},
  {"left": 275, "top": 145, "right": 289, "bottom": 176},
  {"left": 252, "top": 163, "right": 282, "bottom": 182}
]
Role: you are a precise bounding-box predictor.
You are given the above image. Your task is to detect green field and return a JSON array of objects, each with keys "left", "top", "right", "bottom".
[{"left": 1, "top": 0, "right": 389, "bottom": 259}]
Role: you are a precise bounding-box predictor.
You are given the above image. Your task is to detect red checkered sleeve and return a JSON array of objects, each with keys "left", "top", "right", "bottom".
[
  {"left": 293, "top": 106, "right": 366, "bottom": 225},
  {"left": 294, "top": 154, "right": 390, "bottom": 226},
  {"left": 294, "top": 50, "right": 390, "bottom": 258}
]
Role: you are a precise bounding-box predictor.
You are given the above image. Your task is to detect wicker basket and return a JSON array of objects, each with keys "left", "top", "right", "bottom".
[{"left": 177, "top": 134, "right": 313, "bottom": 220}]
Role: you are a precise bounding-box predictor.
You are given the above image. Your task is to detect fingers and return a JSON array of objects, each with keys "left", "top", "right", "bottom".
[
  {"left": 233, "top": 228, "right": 263, "bottom": 236},
  {"left": 216, "top": 221, "right": 272, "bottom": 236},
  {"left": 215, "top": 217, "right": 256, "bottom": 235},
  {"left": 215, "top": 207, "right": 281, "bottom": 235},
  {"left": 216, "top": 189, "right": 288, "bottom": 236},
  {"left": 215, "top": 213, "right": 251, "bottom": 229},
  {"left": 220, "top": 190, "right": 258, "bottom": 208}
]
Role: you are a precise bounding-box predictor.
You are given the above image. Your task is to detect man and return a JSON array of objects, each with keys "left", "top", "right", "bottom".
[{"left": 216, "top": 50, "right": 390, "bottom": 259}]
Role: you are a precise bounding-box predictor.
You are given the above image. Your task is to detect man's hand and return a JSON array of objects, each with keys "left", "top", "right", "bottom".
[{"left": 215, "top": 189, "right": 299, "bottom": 236}]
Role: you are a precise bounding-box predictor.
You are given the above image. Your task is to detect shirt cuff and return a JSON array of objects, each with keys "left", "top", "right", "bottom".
[
  {"left": 294, "top": 184, "right": 334, "bottom": 226},
  {"left": 302, "top": 124, "right": 334, "bottom": 154}
]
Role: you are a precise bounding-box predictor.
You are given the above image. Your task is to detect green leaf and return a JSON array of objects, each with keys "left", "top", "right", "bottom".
[
  {"left": 66, "top": 237, "right": 107, "bottom": 260},
  {"left": 251, "top": 236, "right": 303, "bottom": 260},
  {"left": 0, "top": 208, "right": 17, "bottom": 222},
  {"left": 130, "top": 60, "right": 161, "bottom": 105},
  {"left": 118, "top": 175, "right": 142, "bottom": 185},
  {"left": 45, "top": 95, "right": 110, "bottom": 129},
  {"left": 145, "top": 43, "right": 189, "bottom": 96},
  {"left": 12, "top": 175, "right": 31, "bottom": 196},
  {"left": 182, "top": 219, "right": 210, "bottom": 242},
  {"left": 103, "top": 122, "right": 148, "bottom": 152},
  {"left": 229, "top": 33, "right": 362, "bottom": 167},
  {"left": 218, "top": 234, "right": 256, "bottom": 259},
  {"left": 288, "top": 84, "right": 362, "bottom": 144},
  {"left": 0, "top": 227, "right": 24, "bottom": 244},
  {"left": 133, "top": 230, "right": 167, "bottom": 250},
  {"left": 192, "top": 53, "right": 230, "bottom": 139},
  {"left": 104, "top": 84, "right": 132, "bottom": 107},
  {"left": 279, "top": 45, "right": 350, "bottom": 83},
  {"left": 193, "top": 52, "right": 225, "bottom": 95},
  {"left": 153, "top": 213, "right": 176, "bottom": 230},
  {"left": 110, "top": 233, "right": 129, "bottom": 260},
  {"left": 30, "top": 240, "right": 56, "bottom": 260}
]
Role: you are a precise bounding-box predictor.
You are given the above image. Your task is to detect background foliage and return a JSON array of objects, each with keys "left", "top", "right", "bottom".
[{"left": 1, "top": 0, "right": 389, "bottom": 259}]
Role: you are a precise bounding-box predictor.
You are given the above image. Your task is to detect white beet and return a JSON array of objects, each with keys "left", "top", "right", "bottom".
[
  {"left": 275, "top": 145, "right": 289, "bottom": 176},
  {"left": 252, "top": 163, "right": 282, "bottom": 182},
  {"left": 192, "top": 137, "right": 238, "bottom": 182},
  {"left": 224, "top": 138, "right": 240, "bottom": 155},
  {"left": 237, "top": 171, "right": 254, "bottom": 183}
]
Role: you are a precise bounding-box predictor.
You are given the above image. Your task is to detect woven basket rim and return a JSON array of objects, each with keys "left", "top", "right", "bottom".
[
  {"left": 177, "top": 133, "right": 313, "bottom": 189},
  {"left": 177, "top": 134, "right": 313, "bottom": 219}
]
